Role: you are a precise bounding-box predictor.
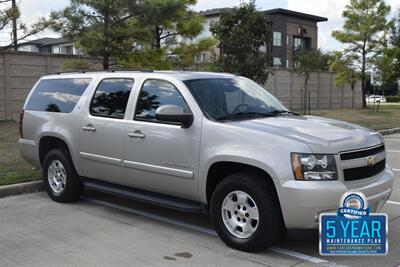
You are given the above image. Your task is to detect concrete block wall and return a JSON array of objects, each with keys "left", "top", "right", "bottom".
[
  {"left": 0, "top": 52, "right": 362, "bottom": 121},
  {"left": 0, "top": 51, "right": 101, "bottom": 121},
  {"left": 263, "top": 69, "right": 362, "bottom": 111}
]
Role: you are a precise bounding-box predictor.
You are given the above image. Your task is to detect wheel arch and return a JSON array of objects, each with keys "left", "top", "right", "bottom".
[
  {"left": 204, "top": 160, "right": 279, "bottom": 205},
  {"left": 38, "top": 135, "right": 75, "bottom": 170}
]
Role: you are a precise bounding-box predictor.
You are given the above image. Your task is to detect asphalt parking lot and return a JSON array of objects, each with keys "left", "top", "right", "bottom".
[{"left": 0, "top": 134, "right": 399, "bottom": 267}]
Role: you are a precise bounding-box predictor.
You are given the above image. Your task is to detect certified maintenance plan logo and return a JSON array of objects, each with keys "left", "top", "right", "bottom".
[{"left": 319, "top": 191, "right": 388, "bottom": 255}]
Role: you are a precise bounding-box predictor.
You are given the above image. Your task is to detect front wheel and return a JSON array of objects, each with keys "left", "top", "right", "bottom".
[
  {"left": 211, "top": 173, "right": 283, "bottom": 252},
  {"left": 43, "top": 149, "right": 83, "bottom": 203}
]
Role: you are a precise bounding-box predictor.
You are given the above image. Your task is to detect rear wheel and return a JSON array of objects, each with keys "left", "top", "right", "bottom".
[
  {"left": 211, "top": 172, "right": 283, "bottom": 252},
  {"left": 43, "top": 149, "right": 83, "bottom": 202}
]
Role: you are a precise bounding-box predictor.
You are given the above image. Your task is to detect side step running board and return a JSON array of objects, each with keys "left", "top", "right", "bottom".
[{"left": 83, "top": 179, "right": 206, "bottom": 213}]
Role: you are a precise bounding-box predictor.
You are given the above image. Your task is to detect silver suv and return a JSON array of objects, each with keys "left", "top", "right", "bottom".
[{"left": 19, "top": 71, "right": 394, "bottom": 252}]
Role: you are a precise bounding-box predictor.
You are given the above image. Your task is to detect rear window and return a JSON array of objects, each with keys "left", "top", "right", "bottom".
[{"left": 25, "top": 78, "right": 92, "bottom": 113}]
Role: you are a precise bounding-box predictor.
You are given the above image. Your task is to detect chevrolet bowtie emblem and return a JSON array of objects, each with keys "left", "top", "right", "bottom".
[{"left": 366, "top": 156, "right": 377, "bottom": 166}]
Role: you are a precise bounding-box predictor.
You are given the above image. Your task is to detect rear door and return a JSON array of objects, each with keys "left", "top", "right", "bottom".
[{"left": 79, "top": 78, "right": 134, "bottom": 185}]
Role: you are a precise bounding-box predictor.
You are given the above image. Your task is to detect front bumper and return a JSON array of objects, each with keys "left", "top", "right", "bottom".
[{"left": 274, "top": 166, "right": 394, "bottom": 229}]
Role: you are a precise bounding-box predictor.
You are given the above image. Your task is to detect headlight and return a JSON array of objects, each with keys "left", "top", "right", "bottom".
[{"left": 291, "top": 153, "right": 337, "bottom": 181}]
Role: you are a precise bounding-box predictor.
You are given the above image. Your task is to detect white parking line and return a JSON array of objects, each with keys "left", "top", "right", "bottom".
[
  {"left": 269, "top": 247, "right": 328, "bottom": 264},
  {"left": 83, "top": 196, "right": 335, "bottom": 266},
  {"left": 387, "top": 150, "right": 400, "bottom": 153},
  {"left": 384, "top": 139, "right": 400, "bottom": 141},
  {"left": 393, "top": 169, "right": 400, "bottom": 172},
  {"left": 387, "top": 200, "right": 400, "bottom": 206}
]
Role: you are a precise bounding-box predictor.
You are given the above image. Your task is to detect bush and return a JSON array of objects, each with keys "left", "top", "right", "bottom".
[{"left": 386, "top": 96, "right": 400, "bottom": 102}]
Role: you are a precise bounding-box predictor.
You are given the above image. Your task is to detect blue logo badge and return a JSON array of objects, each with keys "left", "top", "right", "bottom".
[{"left": 319, "top": 191, "right": 388, "bottom": 255}]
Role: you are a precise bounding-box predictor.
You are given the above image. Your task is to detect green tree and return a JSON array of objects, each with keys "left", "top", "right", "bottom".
[
  {"left": 329, "top": 51, "right": 360, "bottom": 108},
  {"left": 391, "top": 11, "right": 400, "bottom": 79},
  {"left": 120, "top": 0, "right": 207, "bottom": 70},
  {"left": 210, "top": 1, "right": 271, "bottom": 84},
  {"left": 374, "top": 49, "right": 397, "bottom": 92},
  {"left": 51, "top": 0, "right": 147, "bottom": 70},
  {"left": 140, "top": 0, "right": 203, "bottom": 50},
  {"left": 292, "top": 49, "right": 330, "bottom": 114},
  {"left": 120, "top": 37, "right": 217, "bottom": 70},
  {"left": 0, "top": 0, "right": 49, "bottom": 51},
  {"left": 375, "top": 10, "right": 400, "bottom": 91},
  {"left": 171, "top": 37, "right": 217, "bottom": 70},
  {"left": 118, "top": 48, "right": 172, "bottom": 70},
  {"left": 332, "top": 0, "right": 391, "bottom": 108}
]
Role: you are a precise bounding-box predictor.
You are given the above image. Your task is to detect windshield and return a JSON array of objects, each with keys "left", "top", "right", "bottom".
[{"left": 184, "top": 77, "right": 290, "bottom": 121}]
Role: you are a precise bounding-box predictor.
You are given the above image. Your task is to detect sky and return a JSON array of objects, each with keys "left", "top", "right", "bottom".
[{"left": 3, "top": 0, "right": 400, "bottom": 51}]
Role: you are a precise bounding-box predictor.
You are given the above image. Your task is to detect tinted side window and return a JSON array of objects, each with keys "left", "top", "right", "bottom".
[
  {"left": 90, "top": 79, "right": 134, "bottom": 119},
  {"left": 135, "top": 79, "right": 189, "bottom": 122},
  {"left": 25, "top": 78, "right": 91, "bottom": 113}
]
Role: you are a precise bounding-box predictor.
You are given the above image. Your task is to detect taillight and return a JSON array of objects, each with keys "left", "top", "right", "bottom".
[{"left": 19, "top": 109, "right": 24, "bottom": 138}]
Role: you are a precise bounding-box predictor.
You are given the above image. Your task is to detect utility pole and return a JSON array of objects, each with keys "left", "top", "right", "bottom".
[{"left": 11, "top": 0, "right": 18, "bottom": 51}]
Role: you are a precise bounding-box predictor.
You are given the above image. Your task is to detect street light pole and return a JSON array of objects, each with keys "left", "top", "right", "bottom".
[{"left": 11, "top": 0, "right": 18, "bottom": 51}]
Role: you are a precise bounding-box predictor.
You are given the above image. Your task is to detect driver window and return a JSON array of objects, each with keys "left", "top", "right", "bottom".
[{"left": 134, "top": 79, "right": 190, "bottom": 122}]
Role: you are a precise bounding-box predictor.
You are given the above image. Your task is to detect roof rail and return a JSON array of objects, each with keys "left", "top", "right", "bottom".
[
  {"left": 54, "top": 68, "right": 154, "bottom": 75},
  {"left": 111, "top": 68, "right": 154, "bottom": 73}
]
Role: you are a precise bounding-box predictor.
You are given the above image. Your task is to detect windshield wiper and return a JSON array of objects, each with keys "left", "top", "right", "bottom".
[
  {"left": 270, "top": 110, "right": 300, "bottom": 116},
  {"left": 216, "top": 112, "right": 275, "bottom": 121}
]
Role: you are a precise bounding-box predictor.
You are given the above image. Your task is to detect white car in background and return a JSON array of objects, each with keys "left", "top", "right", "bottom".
[{"left": 366, "top": 95, "right": 387, "bottom": 103}]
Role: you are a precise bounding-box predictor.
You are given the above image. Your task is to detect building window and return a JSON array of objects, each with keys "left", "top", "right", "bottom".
[
  {"left": 273, "top": 57, "right": 282, "bottom": 67},
  {"left": 294, "top": 37, "right": 311, "bottom": 51},
  {"left": 273, "top": 32, "right": 282, "bottom": 47},
  {"left": 194, "top": 53, "right": 204, "bottom": 63},
  {"left": 294, "top": 37, "right": 303, "bottom": 51},
  {"left": 65, "top": 46, "right": 73, "bottom": 55},
  {"left": 52, "top": 46, "right": 60, "bottom": 54}
]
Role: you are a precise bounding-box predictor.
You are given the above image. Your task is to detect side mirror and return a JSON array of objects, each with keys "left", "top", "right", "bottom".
[{"left": 155, "top": 105, "right": 193, "bottom": 128}]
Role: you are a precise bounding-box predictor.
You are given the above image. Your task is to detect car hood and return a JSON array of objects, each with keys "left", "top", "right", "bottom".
[{"left": 228, "top": 115, "right": 384, "bottom": 154}]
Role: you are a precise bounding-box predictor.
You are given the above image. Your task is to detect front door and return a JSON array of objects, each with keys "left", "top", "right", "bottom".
[
  {"left": 79, "top": 78, "right": 135, "bottom": 185},
  {"left": 123, "top": 79, "right": 201, "bottom": 200}
]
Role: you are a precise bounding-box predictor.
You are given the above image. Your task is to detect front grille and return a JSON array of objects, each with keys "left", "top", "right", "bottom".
[
  {"left": 340, "top": 144, "right": 385, "bottom": 160},
  {"left": 343, "top": 159, "right": 386, "bottom": 181}
]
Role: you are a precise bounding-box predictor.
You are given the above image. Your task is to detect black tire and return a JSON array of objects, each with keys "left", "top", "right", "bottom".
[
  {"left": 43, "top": 148, "right": 83, "bottom": 203},
  {"left": 210, "top": 172, "right": 283, "bottom": 252}
]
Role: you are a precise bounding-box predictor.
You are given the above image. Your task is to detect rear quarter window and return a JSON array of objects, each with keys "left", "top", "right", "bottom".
[{"left": 25, "top": 78, "right": 92, "bottom": 113}]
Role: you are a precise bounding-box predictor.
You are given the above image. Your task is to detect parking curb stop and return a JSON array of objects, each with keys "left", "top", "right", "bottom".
[{"left": 379, "top": 127, "right": 400, "bottom": 136}]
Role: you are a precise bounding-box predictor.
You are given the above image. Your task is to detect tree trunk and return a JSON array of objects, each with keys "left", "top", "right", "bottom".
[
  {"left": 152, "top": 25, "right": 161, "bottom": 50},
  {"left": 103, "top": 56, "right": 109, "bottom": 70},
  {"left": 361, "top": 74, "right": 367, "bottom": 108},
  {"left": 361, "top": 41, "right": 367, "bottom": 108},
  {"left": 103, "top": 6, "right": 110, "bottom": 70}
]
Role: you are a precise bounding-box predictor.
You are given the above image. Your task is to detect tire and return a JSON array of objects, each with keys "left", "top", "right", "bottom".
[
  {"left": 43, "top": 148, "right": 83, "bottom": 203},
  {"left": 210, "top": 172, "right": 283, "bottom": 252}
]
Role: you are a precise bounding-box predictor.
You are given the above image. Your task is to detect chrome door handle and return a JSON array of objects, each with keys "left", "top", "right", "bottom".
[
  {"left": 128, "top": 130, "right": 145, "bottom": 139},
  {"left": 82, "top": 125, "right": 96, "bottom": 132}
]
